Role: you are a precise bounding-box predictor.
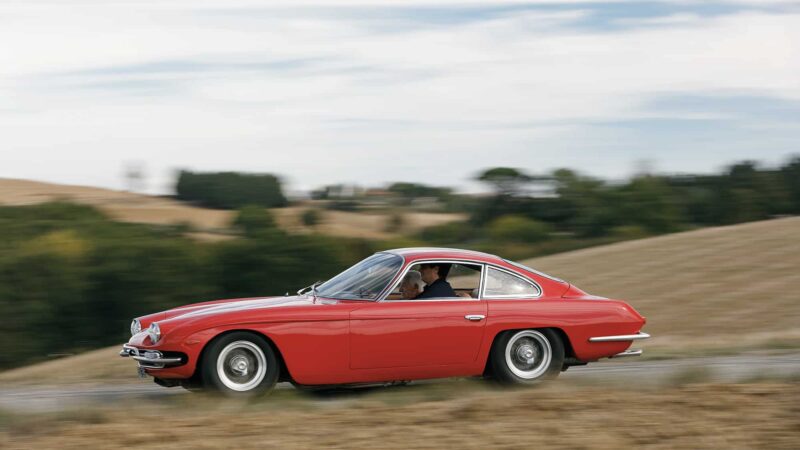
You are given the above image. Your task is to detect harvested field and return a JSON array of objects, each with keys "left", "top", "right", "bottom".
[
  {"left": 0, "top": 178, "right": 463, "bottom": 240},
  {"left": 272, "top": 206, "right": 464, "bottom": 240},
  {"left": 523, "top": 217, "right": 800, "bottom": 354},
  {"left": 1, "top": 381, "right": 798, "bottom": 449}
]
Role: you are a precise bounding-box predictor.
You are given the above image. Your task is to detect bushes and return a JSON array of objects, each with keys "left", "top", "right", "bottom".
[
  {"left": 232, "top": 206, "right": 276, "bottom": 236},
  {"left": 418, "top": 215, "right": 551, "bottom": 247},
  {"left": 488, "top": 215, "right": 551, "bottom": 243},
  {"left": 0, "top": 202, "right": 372, "bottom": 370},
  {"left": 301, "top": 209, "right": 321, "bottom": 227},
  {"left": 417, "top": 221, "right": 481, "bottom": 244},
  {"left": 471, "top": 158, "right": 800, "bottom": 238},
  {"left": 384, "top": 213, "right": 405, "bottom": 233},
  {"left": 175, "top": 170, "right": 288, "bottom": 209}
]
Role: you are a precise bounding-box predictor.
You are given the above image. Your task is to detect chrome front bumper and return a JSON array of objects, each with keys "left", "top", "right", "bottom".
[{"left": 119, "top": 344, "right": 182, "bottom": 369}]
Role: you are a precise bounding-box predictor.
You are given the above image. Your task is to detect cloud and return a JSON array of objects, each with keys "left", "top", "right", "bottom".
[{"left": 0, "top": 0, "right": 798, "bottom": 193}]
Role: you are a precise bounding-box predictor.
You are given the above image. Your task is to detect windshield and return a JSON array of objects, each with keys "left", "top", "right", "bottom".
[{"left": 316, "top": 253, "right": 403, "bottom": 300}]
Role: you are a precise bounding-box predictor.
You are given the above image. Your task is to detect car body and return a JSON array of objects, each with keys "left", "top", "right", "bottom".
[{"left": 121, "top": 247, "right": 649, "bottom": 395}]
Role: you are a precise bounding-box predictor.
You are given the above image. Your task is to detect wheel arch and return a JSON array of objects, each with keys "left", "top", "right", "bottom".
[
  {"left": 192, "top": 328, "right": 294, "bottom": 383},
  {"left": 482, "top": 326, "right": 575, "bottom": 376}
]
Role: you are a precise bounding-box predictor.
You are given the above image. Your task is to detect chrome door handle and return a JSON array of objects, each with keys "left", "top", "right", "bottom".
[{"left": 465, "top": 315, "right": 485, "bottom": 321}]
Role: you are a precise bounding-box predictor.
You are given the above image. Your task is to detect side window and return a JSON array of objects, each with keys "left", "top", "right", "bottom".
[
  {"left": 386, "top": 262, "right": 482, "bottom": 300},
  {"left": 483, "top": 267, "right": 540, "bottom": 298},
  {"left": 447, "top": 264, "right": 482, "bottom": 297}
]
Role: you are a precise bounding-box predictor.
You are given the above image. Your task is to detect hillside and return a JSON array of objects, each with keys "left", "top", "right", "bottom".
[
  {"left": 0, "top": 178, "right": 463, "bottom": 240},
  {"left": 1, "top": 217, "right": 798, "bottom": 385},
  {"left": 524, "top": 216, "right": 800, "bottom": 353}
]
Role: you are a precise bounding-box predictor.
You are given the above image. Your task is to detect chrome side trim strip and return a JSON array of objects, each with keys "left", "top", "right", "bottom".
[
  {"left": 589, "top": 332, "right": 650, "bottom": 342},
  {"left": 609, "top": 349, "right": 643, "bottom": 358}
]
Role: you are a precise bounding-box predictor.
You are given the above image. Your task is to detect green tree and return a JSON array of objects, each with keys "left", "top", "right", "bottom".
[
  {"left": 387, "top": 182, "right": 452, "bottom": 206},
  {"left": 617, "top": 176, "right": 684, "bottom": 233},
  {"left": 232, "top": 206, "right": 277, "bottom": 236},
  {"left": 301, "top": 209, "right": 321, "bottom": 227},
  {"left": 487, "top": 215, "right": 551, "bottom": 243},
  {"left": 477, "top": 167, "right": 531, "bottom": 197},
  {"left": 384, "top": 212, "right": 405, "bottom": 233},
  {"left": 175, "top": 170, "right": 288, "bottom": 209},
  {"left": 211, "top": 233, "right": 343, "bottom": 299},
  {"left": 551, "top": 169, "right": 616, "bottom": 237},
  {"left": 780, "top": 157, "right": 800, "bottom": 213}
]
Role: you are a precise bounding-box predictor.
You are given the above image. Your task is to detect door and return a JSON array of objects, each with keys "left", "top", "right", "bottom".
[{"left": 349, "top": 299, "right": 487, "bottom": 369}]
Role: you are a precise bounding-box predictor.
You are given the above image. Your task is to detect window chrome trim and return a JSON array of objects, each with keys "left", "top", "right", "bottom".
[
  {"left": 481, "top": 265, "right": 543, "bottom": 299},
  {"left": 378, "top": 259, "right": 486, "bottom": 302},
  {"left": 318, "top": 251, "right": 404, "bottom": 301},
  {"left": 503, "top": 259, "right": 565, "bottom": 283},
  {"left": 377, "top": 257, "right": 544, "bottom": 302},
  {"left": 380, "top": 297, "right": 483, "bottom": 303}
]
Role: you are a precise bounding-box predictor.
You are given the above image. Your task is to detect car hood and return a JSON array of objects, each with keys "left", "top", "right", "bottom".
[{"left": 164, "top": 295, "right": 332, "bottom": 321}]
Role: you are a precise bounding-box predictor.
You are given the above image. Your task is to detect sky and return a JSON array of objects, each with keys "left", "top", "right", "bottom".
[{"left": 1, "top": 0, "right": 798, "bottom": 194}]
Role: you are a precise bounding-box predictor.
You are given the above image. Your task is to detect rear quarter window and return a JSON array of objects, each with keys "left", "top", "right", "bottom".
[{"left": 484, "top": 266, "right": 541, "bottom": 298}]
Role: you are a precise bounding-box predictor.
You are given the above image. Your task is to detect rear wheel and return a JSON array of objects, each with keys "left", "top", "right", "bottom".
[
  {"left": 490, "top": 329, "right": 564, "bottom": 384},
  {"left": 201, "top": 332, "right": 279, "bottom": 397}
]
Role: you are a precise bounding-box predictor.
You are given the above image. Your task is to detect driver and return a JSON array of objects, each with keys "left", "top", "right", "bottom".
[
  {"left": 399, "top": 270, "right": 425, "bottom": 299},
  {"left": 415, "top": 263, "right": 457, "bottom": 299}
]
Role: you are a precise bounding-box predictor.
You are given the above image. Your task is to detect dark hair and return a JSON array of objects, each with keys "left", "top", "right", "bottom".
[{"left": 421, "top": 263, "right": 452, "bottom": 279}]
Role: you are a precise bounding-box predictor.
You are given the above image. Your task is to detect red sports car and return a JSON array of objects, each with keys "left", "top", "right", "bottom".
[{"left": 121, "top": 248, "right": 649, "bottom": 396}]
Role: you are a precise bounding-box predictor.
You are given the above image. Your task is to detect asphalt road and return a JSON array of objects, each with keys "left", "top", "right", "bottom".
[{"left": 2, "top": 352, "right": 798, "bottom": 413}]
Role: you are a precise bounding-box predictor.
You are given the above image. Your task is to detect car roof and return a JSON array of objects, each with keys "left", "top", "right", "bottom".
[
  {"left": 384, "top": 247, "right": 503, "bottom": 263},
  {"left": 383, "top": 247, "right": 567, "bottom": 285}
]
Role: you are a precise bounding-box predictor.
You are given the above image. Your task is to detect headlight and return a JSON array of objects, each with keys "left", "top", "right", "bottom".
[
  {"left": 147, "top": 322, "right": 161, "bottom": 344},
  {"left": 130, "top": 319, "right": 142, "bottom": 336}
]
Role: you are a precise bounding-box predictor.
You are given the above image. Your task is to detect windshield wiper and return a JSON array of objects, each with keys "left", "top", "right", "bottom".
[
  {"left": 298, "top": 280, "right": 324, "bottom": 299},
  {"left": 311, "top": 280, "right": 320, "bottom": 301}
]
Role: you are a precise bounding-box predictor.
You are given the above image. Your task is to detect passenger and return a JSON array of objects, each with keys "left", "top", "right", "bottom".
[
  {"left": 399, "top": 270, "right": 425, "bottom": 300},
  {"left": 415, "top": 263, "right": 457, "bottom": 299}
]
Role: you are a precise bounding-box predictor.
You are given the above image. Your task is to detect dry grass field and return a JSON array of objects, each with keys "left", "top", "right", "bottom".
[
  {"left": 2, "top": 381, "right": 799, "bottom": 449},
  {"left": 0, "top": 178, "right": 463, "bottom": 240},
  {"left": 0, "top": 347, "right": 141, "bottom": 387},
  {"left": 523, "top": 216, "right": 800, "bottom": 355},
  {"left": 271, "top": 206, "right": 464, "bottom": 240}
]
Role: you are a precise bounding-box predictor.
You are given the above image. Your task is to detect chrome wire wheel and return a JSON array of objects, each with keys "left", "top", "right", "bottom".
[
  {"left": 504, "top": 330, "right": 552, "bottom": 380},
  {"left": 216, "top": 340, "right": 267, "bottom": 392}
]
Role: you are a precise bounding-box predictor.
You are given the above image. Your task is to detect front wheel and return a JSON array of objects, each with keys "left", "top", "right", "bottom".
[
  {"left": 201, "top": 332, "right": 279, "bottom": 397},
  {"left": 490, "top": 329, "right": 564, "bottom": 385}
]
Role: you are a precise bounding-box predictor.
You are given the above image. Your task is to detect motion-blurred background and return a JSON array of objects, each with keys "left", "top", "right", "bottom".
[{"left": 1, "top": 0, "right": 798, "bottom": 448}]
